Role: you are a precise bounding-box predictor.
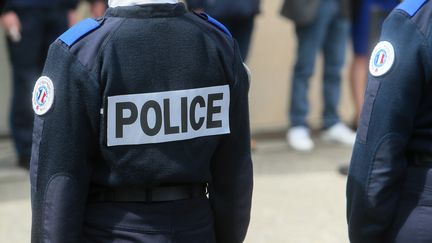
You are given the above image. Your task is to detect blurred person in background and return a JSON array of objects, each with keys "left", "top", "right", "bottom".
[
  {"left": 186, "top": 0, "right": 260, "bottom": 61},
  {"left": 0, "top": 0, "right": 79, "bottom": 169},
  {"left": 87, "top": 0, "right": 108, "bottom": 18},
  {"left": 281, "top": 0, "right": 355, "bottom": 152}
]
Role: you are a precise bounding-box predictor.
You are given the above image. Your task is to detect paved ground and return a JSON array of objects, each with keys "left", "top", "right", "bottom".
[{"left": 0, "top": 135, "right": 351, "bottom": 243}]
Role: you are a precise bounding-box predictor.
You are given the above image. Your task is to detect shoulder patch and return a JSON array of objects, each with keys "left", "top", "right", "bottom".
[
  {"left": 32, "top": 76, "right": 55, "bottom": 116},
  {"left": 194, "top": 12, "right": 232, "bottom": 38},
  {"left": 396, "top": 0, "right": 427, "bottom": 17},
  {"left": 369, "top": 41, "right": 395, "bottom": 77},
  {"left": 58, "top": 18, "right": 101, "bottom": 47}
]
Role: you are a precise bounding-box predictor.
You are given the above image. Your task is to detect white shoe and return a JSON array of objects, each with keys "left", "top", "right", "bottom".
[
  {"left": 321, "top": 123, "right": 356, "bottom": 146},
  {"left": 287, "top": 126, "right": 314, "bottom": 152}
]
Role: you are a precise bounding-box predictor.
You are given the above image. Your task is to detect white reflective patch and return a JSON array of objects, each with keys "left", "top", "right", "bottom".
[
  {"left": 32, "top": 76, "right": 55, "bottom": 115},
  {"left": 369, "top": 41, "right": 395, "bottom": 77},
  {"left": 107, "top": 85, "right": 230, "bottom": 146}
]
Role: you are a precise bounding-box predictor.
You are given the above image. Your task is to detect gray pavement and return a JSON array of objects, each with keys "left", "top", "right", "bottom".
[{"left": 0, "top": 135, "right": 351, "bottom": 243}]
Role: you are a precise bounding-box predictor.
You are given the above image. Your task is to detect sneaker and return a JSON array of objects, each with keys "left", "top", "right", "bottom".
[
  {"left": 321, "top": 122, "right": 356, "bottom": 146},
  {"left": 287, "top": 126, "right": 314, "bottom": 151}
]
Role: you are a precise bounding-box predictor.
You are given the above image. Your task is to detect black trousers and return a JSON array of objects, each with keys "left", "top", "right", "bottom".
[
  {"left": 7, "top": 7, "right": 68, "bottom": 158},
  {"left": 389, "top": 167, "right": 432, "bottom": 242},
  {"left": 83, "top": 198, "right": 216, "bottom": 243},
  {"left": 217, "top": 16, "right": 255, "bottom": 62}
]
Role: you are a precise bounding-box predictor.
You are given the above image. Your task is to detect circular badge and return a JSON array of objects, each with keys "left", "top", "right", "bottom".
[
  {"left": 32, "top": 76, "right": 55, "bottom": 115},
  {"left": 369, "top": 41, "right": 395, "bottom": 77}
]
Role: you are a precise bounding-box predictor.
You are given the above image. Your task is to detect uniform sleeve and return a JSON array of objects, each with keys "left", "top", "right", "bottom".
[
  {"left": 347, "top": 11, "right": 432, "bottom": 243},
  {"left": 30, "top": 42, "right": 101, "bottom": 242},
  {"left": 208, "top": 42, "right": 253, "bottom": 243}
]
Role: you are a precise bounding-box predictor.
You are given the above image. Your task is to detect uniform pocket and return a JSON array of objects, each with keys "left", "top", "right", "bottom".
[{"left": 357, "top": 78, "right": 381, "bottom": 143}]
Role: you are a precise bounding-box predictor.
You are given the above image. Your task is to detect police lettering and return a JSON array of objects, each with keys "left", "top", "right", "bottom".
[
  {"left": 116, "top": 94, "right": 223, "bottom": 137},
  {"left": 107, "top": 85, "right": 230, "bottom": 146}
]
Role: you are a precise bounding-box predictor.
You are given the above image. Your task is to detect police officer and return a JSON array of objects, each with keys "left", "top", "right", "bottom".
[
  {"left": 347, "top": 0, "right": 432, "bottom": 242},
  {"left": 0, "top": 0, "right": 78, "bottom": 169},
  {"left": 30, "top": 0, "right": 253, "bottom": 242}
]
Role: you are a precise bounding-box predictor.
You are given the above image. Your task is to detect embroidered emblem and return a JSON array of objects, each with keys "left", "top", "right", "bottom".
[
  {"left": 369, "top": 41, "right": 395, "bottom": 77},
  {"left": 32, "top": 76, "right": 55, "bottom": 115}
]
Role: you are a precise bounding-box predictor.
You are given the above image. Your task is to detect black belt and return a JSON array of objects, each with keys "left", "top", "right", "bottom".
[
  {"left": 89, "top": 184, "right": 207, "bottom": 203},
  {"left": 411, "top": 154, "right": 432, "bottom": 167}
]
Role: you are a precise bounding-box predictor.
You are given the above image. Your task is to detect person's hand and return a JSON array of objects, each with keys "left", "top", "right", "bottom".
[
  {"left": 90, "top": 0, "right": 107, "bottom": 18},
  {"left": 68, "top": 9, "right": 78, "bottom": 27},
  {"left": 1, "top": 11, "right": 21, "bottom": 42}
]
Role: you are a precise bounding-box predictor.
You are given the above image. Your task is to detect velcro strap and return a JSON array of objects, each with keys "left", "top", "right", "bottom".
[{"left": 89, "top": 184, "right": 207, "bottom": 203}]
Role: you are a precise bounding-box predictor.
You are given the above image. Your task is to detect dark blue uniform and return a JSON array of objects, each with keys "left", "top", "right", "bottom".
[
  {"left": 347, "top": 0, "right": 432, "bottom": 242},
  {"left": 3, "top": 0, "right": 78, "bottom": 168},
  {"left": 186, "top": 0, "right": 260, "bottom": 60},
  {"left": 0, "top": 0, "right": 6, "bottom": 11},
  {"left": 30, "top": 2, "right": 252, "bottom": 243}
]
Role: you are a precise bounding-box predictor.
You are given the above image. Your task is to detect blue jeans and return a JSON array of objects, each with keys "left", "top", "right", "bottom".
[
  {"left": 289, "top": 0, "right": 349, "bottom": 129},
  {"left": 7, "top": 8, "right": 68, "bottom": 158}
]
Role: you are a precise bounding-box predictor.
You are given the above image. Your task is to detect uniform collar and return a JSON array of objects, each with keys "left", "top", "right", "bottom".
[
  {"left": 108, "top": 0, "right": 178, "bottom": 8},
  {"left": 105, "top": 2, "right": 186, "bottom": 19}
]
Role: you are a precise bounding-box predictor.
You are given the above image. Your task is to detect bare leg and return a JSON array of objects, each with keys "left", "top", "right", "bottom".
[{"left": 350, "top": 55, "right": 368, "bottom": 124}]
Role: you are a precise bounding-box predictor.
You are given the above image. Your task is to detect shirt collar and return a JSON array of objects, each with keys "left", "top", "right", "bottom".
[{"left": 108, "top": 0, "right": 178, "bottom": 8}]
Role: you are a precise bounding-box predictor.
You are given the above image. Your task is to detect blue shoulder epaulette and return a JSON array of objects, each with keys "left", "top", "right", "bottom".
[
  {"left": 196, "top": 12, "right": 232, "bottom": 38},
  {"left": 396, "top": 0, "right": 428, "bottom": 17},
  {"left": 59, "top": 18, "right": 101, "bottom": 47}
]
